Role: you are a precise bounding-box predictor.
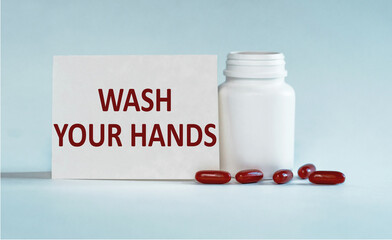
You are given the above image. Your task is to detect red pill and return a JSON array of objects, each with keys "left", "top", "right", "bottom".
[
  {"left": 273, "top": 169, "right": 293, "bottom": 184},
  {"left": 195, "top": 170, "right": 231, "bottom": 184},
  {"left": 309, "top": 171, "right": 345, "bottom": 184},
  {"left": 298, "top": 164, "right": 316, "bottom": 179},
  {"left": 235, "top": 169, "right": 263, "bottom": 184}
]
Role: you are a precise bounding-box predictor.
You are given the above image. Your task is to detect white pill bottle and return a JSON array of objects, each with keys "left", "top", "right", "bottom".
[{"left": 219, "top": 52, "right": 295, "bottom": 179}]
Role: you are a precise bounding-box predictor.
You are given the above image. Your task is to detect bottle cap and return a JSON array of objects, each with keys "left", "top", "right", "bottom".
[{"left": 224, "top": 52, "right": 287, "bottom": 78}]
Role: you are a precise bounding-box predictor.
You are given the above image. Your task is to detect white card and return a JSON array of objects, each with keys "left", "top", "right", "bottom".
[{"left": 52, "top": 55, "right": 219, "bottom": 179}]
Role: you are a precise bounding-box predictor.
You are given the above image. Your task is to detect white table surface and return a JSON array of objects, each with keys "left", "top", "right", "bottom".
[{"left": 2, "top": 171, "right": 391, "bottom": 239}]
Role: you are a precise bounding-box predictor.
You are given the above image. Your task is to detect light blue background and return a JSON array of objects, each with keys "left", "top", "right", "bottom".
[{"left": 2, "top": 0, "right": 392, "bottom": 239}]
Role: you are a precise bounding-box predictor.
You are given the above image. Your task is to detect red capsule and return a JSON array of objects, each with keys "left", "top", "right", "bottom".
[
  {"left": 298, "top": 164, "right": 316, "bottom": 179},
  {"left": 195, "top": 170, "right": 231, "bottom": 184},
  {"left": 273, "top": 169, "right": 293, "bottom": 184},
  {"left": 235, "top": 169, "right": 263, "bottom": 184},
  {"left": 309, "top": 171, "right": 345, "bottom": 184}
]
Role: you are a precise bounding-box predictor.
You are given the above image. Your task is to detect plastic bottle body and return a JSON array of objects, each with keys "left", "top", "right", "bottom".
[{"left": 219, "top": 52, "right": 295, "bottom": 179}]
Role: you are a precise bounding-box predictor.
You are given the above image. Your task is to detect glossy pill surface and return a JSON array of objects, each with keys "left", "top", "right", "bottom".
[
  {"left": 195, "top": 170, "right": 231, "bottom": 184},
  {"left": 235, "top": 169, "right": 263, "bottom": 184},
  {"left": 309, "top": 171, "right": 345, "bottom": 184},
  {"left": 298, "top": 164, "right": 316, "bottom": 179},
  {"left": 273, "top": 169, "right": 293, "bottom": 184}
]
